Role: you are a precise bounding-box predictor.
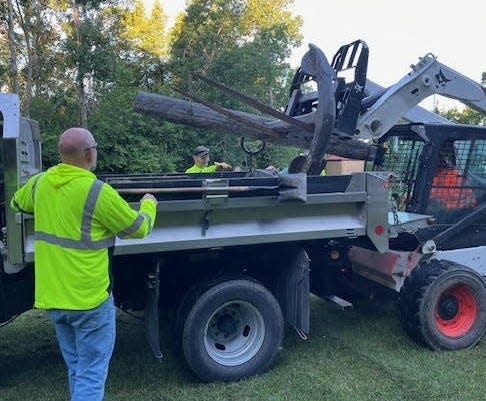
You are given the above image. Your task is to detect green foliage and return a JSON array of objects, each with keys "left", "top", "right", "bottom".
[
  {"left": 167, "top": 0, "right": 303, "bottom": 169},
  {"left": 0, "top": 0, "right": 13, "bottom": 89},
  {"left": 4, "top": 0, "right": 304, "bottom": 173},
  {"left": 440, "top": 107, "right": 486, "bottom": 125},
  {"left": 30, "top": 91, "right": 80, "bottom": 167},
  {"left": 122, "top": 0, "right": 168, "bottom": 57},
  {"left": 119, "top": 1, "right": 169, "bottom": 93},
  {"left": 63, "top": 3, "right": 122, "bottom": 84},
  {"left": 169, "top": 0, "right": 302, "bottom": 94},
  {"left": 88, "top": 84, "right": 177, "bottom": 173},
  {"left": 2, "top": 0, "right": 67, "bottom": 113}
]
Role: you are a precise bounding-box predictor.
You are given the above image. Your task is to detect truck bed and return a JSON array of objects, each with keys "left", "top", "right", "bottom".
[
  {"left": 19, "top": 172, "right": 390, "bottom": 260},
  {"left": 100, "top": 171, "right": 390, "bottom": 256}
]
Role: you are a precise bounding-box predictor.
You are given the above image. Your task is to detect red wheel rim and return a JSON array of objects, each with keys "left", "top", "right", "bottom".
[{"left": 435, "top": 284, "right": 478, "bottom": 337}]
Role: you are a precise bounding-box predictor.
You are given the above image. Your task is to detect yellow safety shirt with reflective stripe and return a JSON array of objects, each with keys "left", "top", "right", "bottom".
[
  {"left": 185, "top": 164, "right": 217, "bottom": 173},
  {"left": 11, "top": 163, "right": 157, "bottom": 310}
]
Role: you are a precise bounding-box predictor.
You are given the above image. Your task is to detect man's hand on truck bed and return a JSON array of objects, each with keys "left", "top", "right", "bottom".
[
  {"left": 141, "top": 193, "right": 158, "bottom": 203},
  {"left": 214, "top": 161, "right": 233, "bottom": 171}
]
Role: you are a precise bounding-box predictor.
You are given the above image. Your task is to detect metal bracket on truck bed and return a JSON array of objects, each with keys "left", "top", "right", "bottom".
[{"left": 203, "top": 179, "right": 230, "bottom": 206}]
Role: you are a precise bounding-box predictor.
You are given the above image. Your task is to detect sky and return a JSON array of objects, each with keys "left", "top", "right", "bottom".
[{"left": 144, "top": 0, "right": 486, "bottom": 111}]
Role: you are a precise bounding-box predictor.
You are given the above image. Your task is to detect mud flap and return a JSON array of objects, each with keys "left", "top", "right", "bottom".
[
  {"left": 0, "top": 263, "right": 34, "bottom": 323},
  {"left": 145, "top": 259, "right": 163, "bottom": 360},
  {"left": 275, "top": 246, "right": 310, "bottom": 334}
]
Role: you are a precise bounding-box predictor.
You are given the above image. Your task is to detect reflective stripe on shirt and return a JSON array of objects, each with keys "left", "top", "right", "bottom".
[
  {"left": 34, "top": 231, "right": 115, "bottom": 249},
  {"left": 34, "top": 179, "right": 151, "bottom": 248},
  {"left": 118, "top": 214, "right": 145, "bottom": 238},
  {"left": 31, "top": 173, "right": 45, "bottom": 203},
  {"left": 35, "top": 179, "right": 115, "bottom": 249},
  {"left": 81, "top": 179, "right": 104, "bottom": 242}
]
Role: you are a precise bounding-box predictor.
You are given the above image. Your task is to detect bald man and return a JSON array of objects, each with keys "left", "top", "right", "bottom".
[
  {"left": 58, "top": 127, "right": 99, "bottom": 171},
  {"left": 11, "top": 127, "right": 157, "bottom": 401}
]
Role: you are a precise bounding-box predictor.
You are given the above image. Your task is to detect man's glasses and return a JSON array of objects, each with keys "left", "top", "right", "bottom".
[{"left": 84, "top": 142, "right": 97, "bottom": 151}]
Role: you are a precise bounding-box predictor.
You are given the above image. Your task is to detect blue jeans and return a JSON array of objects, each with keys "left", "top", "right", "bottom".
[{"left": 47, "top": 295, "right": 116, "bottom": 401}]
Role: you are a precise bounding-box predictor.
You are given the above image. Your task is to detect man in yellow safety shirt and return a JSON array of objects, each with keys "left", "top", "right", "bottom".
[
  {"left": 185, "top": 145, "right": 232, "bottom": 173},
  {"left": 10, "top": 127, "right": 157, "bottom": 401}
]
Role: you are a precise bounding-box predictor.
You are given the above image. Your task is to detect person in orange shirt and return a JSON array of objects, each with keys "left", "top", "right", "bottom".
[{"left": 429, "top": 142, "right": 476, "bottom": 209}]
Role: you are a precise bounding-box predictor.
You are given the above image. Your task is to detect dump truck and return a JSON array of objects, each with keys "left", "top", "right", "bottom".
[
  {"left": 0, "top": 92, "right": 434, "bottom": 382},
  {"left": 1, "top": 40, "right": 485, "bottom": 382}
]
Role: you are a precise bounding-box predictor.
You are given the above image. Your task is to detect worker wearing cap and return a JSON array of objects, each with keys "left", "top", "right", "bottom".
[{"left": 185, "top": 145, "right": 232, "bottom": 173}]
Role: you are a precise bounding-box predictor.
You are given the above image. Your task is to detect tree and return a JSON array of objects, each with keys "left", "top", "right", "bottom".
[
  {"left": 167, "top": 0, "right": 302, "bottom": 169},
  {"left": 440, "top": 107, "right": 486, "bottom": 125},
  {"left": 88, "top": 84, "right": 177, "bottom": 173},
  {"left": 4, "top": 0, "right": 19, "bottom": 94},
  {"left": 2, "top": 0, "right": 63, "bottom": 115},
  {"left": 120, "top": 0, "right": 168, "bottom": 92},
  {"left": 64, "top": 1, "right": 126, "bottom": 127},
  {"left": 3, "top": 0, "right": 307, "bottom": 173},
  {"left": 122, "top": 0, "right": 167, "bottom": 57}
]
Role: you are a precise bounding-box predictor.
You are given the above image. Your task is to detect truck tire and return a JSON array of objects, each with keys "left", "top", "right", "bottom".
[
  {"left": 399, "top": 259, "right": 486, "bottom": 350},
  {"left": 181, "top": 278, "right": 283, "bottom": 382}
]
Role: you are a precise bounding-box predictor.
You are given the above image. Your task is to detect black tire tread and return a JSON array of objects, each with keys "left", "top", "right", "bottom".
[
  {"left": 399, "top": 259, "right": 486, "bottom": 350},
  {"left": 175, "top": 275, "right": 261, "bottom": 339},
  {"left": 181, "top": 277, "right": 283, "bottom": 382},
  {"left": 400, "top": 259, "right": 449, "bottom": 345}
]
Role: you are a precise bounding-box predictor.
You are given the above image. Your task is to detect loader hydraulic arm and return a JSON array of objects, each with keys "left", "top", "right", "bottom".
[{"left": 357, "top": 53, "right": 486, "bottom": 140}]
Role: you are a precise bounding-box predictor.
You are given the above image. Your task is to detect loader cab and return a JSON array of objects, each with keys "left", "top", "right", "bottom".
[{"left": 368, "top": 123, "right": 486, "bottom": 226}]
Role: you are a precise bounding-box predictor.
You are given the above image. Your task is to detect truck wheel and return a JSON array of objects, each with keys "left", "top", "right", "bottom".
[
  {"left": 399, "top": 260, "right": 486, "bottom": 350},
  {"left": 181, "top": 278, "right": 283, "bottom": 382}
]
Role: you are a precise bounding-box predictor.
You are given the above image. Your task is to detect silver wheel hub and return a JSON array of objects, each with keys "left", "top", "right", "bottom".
[{"left": 204, "top": 301, "right": 265, "bottom": 366}]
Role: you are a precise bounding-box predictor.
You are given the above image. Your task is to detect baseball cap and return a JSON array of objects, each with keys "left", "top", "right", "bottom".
[{"left": 193, "top": 145, "right": 209, "bottom": 156}]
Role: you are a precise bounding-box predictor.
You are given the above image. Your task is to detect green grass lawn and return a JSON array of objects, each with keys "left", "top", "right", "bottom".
[{"left": 1, "top": 296, "right": 484, "bottom": 401}]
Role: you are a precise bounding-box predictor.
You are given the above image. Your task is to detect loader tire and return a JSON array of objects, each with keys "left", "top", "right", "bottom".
[
  {"left": 181, "top": 278, "right": 283, "bottom": 382},
  {"left": 399, "top": 259, "right": 486, "bottom": 350}
]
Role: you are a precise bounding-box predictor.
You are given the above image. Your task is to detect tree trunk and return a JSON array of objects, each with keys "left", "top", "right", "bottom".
[
  {"left": 14, "top": 0, "right": 33, "bottom": 117},
  {"left": 134, "top": 91, "right": 376, "bottom": 161},
  {"left": 7, "top": 0, "right": 19, "bottom": 94},
  {"left": 73, "top": 1, "right": 88, "bottom": 128}
]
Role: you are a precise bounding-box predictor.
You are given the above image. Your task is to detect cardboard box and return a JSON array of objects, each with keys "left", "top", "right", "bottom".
[{"left": 325, "top": 155, "right": 365, "bottom": 175}]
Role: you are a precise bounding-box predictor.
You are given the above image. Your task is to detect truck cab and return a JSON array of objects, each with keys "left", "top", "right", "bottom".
[{"left": 0, "top": 94, "right": 40, "bottom": 324}]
